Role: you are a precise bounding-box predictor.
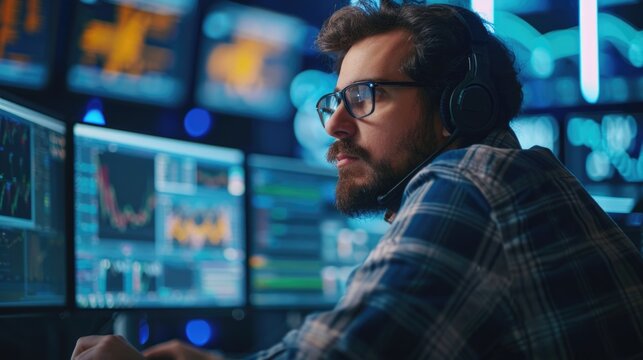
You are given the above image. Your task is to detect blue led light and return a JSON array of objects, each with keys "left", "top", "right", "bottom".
[
  {"left": 139, "top": 319, "right": 150, "bottom": 345},
  {"left": 83, "top": 109, "right": 105, "bottom": 125},
  {"left": 185, "top": 319, "right": 212, "bottom": 346},
  {"left": 184, "top": 108, "right": 212, "bottom": 138},
  {"left": 83, "top": 98, "right": 106, "bottom": 125}
]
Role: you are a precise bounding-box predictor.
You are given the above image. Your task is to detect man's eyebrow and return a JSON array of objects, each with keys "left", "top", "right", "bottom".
[{"left": 333, "top": 78, "right": 388, "bottom": 91}]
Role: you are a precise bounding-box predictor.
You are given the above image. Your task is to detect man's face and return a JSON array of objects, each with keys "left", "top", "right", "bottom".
[{"left": 325, "top": 29, "right": 440, "bottom": 216}]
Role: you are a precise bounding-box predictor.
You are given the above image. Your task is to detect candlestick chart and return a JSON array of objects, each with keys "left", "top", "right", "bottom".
[{"left": 0, "top": 115, "right": 32, "bottom": 220}]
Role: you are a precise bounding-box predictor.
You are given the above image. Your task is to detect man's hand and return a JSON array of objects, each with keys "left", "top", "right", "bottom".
[
  {"left": 71, "top": 335, "right": 144, "bottom": 360},
  {"left": 142, "top": 339, "right": 223, "bottom": 360}
]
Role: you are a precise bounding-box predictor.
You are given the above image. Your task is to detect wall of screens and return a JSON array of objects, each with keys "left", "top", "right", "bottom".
[
  {"left": 74, "top": 124, "right": 246, "bottom": 308},
  {"left": 0, "top": 97, "right": 67, "bottom": 308}
]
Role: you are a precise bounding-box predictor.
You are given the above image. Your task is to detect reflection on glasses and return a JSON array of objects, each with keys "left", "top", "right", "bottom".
[{"left": 315, "top": 80, "right": 424, "bottom": 128}]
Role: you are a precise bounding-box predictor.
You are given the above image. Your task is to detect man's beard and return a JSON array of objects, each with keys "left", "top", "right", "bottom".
[{"left": 326, "top": 123, "right": 436, "bottom": 217}]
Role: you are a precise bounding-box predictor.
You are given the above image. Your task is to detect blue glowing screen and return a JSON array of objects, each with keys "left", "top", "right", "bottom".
[
  {"left": 0, "top": 97, "right": 67, "bottom": 308},
  {"left": 565, "top": 112, "right": 642, "bottom": 214},
  {"left": 74, "top": 124, "right": 246, "bottom": 308},
  {"left": 248, "top": 154, "right": 387, "bottom": 307},
  {"left": 510, "top": 114, "right": 560, "bottom": 156}
]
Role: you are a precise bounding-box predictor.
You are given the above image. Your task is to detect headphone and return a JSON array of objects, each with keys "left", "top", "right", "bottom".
[
  {"left": 377, "top": 5, "right": 498, "bottom": 208},
  {"left": 439, "top": 5, "right": 498, "bottom": 136}
]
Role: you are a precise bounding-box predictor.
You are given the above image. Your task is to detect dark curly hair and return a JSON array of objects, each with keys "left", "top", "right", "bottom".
[{"left": 316, "top": 0, "right": 523, "bottom": 129}]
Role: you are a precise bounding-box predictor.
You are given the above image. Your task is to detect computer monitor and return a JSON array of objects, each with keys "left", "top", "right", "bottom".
[
  {"left": 0, "top": 97, "right": 67, "bottom": 308},
  {"left": 66, "top": 0, "right": 198, "bottom": 106},
  {"left": 0, "top": 0, "right": 55, "bottom": 89},
  {"left": 74, "top": 124, "right": 245, "bottom": 308},
  {"left": 564, "top": 112, "right": 642, "bottom": 215},
  {"left": 194, "top": 2, "right": 306, "bottom": 120},
  {"left": 510, "top": 114, "right": 560, "bottom": 156},
  {"left": 248, "top": 155, "right": 386, "bottom": 308}
]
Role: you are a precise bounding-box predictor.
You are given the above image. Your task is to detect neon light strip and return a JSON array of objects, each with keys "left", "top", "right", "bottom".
[
  {"left": 471, "top": 0, "right": 495, "bottom": 30},
  {"left": 580, "top": 0, "right": 600, "bottom": 103}
]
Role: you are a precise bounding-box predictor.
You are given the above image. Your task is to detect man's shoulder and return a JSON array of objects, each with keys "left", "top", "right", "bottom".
[{"left": 421, "top": 142, "right": 574, "bottom": 201}]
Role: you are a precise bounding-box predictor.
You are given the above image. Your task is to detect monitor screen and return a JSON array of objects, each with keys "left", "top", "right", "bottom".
[
  {"left": 565, "top": 112, "right": 642, "bottom": 214},
  {"left": 74, "top": 124, "right": 245, "bottom": 308},
  {"left": 194, "top": 2, "right": 306, "bottom": 120},
  {"left": 0, "top": 97, "right": 67, "bottom": 308},
  {"left": 0, "top": 0, "right": 55, "bottom": 89},
  {"left": 249, "top": 155, "right": 386, "bottom": 307},
  {"left": 510, "top": 114, "right": 560, "bottom": 156},
  {"left": 67, "top": 0, "right": 197, "bottom": 106}
]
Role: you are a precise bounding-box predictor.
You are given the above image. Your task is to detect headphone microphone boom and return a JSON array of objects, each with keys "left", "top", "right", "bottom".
[{"left": 376, "top": 5, "right": 498, "bottom": 208}]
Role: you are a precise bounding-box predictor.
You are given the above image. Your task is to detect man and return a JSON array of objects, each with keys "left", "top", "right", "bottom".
[{"left": 73, "top": 1, "right": 643, "bottom": 359}]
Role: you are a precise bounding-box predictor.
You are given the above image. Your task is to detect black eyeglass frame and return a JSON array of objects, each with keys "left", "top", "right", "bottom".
[{"left": 315, "top": 81, "right": 425, "bottom": 128}]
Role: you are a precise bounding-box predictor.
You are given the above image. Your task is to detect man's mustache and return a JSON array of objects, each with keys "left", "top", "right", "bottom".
[{"left": 326, "top": 140, "right": 370, "bottom": 164}]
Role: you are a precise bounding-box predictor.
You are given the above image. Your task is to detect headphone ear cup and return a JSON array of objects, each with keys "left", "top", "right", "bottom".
[{"left": 439, "top": 87, "right": 456, "bottom": 134}]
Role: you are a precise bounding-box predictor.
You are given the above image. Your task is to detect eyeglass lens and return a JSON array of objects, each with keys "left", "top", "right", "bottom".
[{"left": 318, "top": 83, "right": 374, "bottom": 126}]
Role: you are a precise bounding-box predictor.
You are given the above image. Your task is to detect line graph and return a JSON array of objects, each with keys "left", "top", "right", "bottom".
[
  {"left": 0, "top": 116, "right": 32, "bottom": 220},
  {"left": 97, "top": 152, "right": 155, "bottom": 241},
  {"left": 165, "top": 205, "right": 233, "bottom": 250}
]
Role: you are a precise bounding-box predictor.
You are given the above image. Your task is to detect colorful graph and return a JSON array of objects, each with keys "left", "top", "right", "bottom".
[
  {"left": 68, "top": 0, "right": 196, "bottom": 104},
  {"left": 195, "top": 2, "right": 306, "bottom": 119},
  {"left": 78, "top": 3, "right": 177, "bottom": 76},
  {"left": 0, "top": 116, "right": 32, "bottom": 220},
  {"left": 166, "top": 205, "right": 232, "bottom": 250},
  {"left": 0, "top": 0, "right": 51, "bottom": 88},
  {"left": 97, "top": 152, "right": 155, "bottom": 241},
  {"left": 0, "top": 0, "right": 44, "bottom": 60}
]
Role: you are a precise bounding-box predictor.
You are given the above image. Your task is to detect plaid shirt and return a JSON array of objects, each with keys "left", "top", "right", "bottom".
[{"left": 248, "top": 129, "right": 643, "bottom": 359}]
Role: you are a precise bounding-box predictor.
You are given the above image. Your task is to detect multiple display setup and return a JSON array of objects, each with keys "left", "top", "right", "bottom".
[
  {"left": 0, "top": 94, "right": 386, "bottom": 311},
  {"left": 0, "top": 95, "right": 641, "bottom": 312},
  {"left": 0, "top": 0, "right": 641, "bottom": 311}
]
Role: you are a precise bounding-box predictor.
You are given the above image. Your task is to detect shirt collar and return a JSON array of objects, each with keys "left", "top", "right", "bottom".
[{"left": 382, "top": 127, "right": 520, "bottom": 223}]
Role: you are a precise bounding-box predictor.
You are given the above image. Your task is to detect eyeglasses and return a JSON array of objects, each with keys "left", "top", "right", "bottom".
[{"left": 315, "top": 81, "right": 425, "bottom": 128}]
